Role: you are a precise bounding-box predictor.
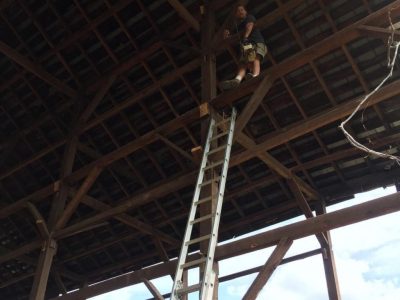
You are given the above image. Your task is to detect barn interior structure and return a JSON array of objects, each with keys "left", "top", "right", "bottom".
[{"left": 1, "top": 0, "right": 400, "bottom": 299}]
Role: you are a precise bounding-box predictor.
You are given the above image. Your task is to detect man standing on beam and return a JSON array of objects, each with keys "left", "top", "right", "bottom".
[{"left": 220, "top": 3, "right": 268, "bottom": 90}]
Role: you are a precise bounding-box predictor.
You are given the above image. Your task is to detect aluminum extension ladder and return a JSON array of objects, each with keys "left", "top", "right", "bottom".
[{"left": 171, "top": 108, "right": 237, "bottom": 300}]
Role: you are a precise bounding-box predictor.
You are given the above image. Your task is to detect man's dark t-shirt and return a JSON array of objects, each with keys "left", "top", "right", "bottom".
[{"left": 237, "top": 14, "right": 264, "bottom": 44}]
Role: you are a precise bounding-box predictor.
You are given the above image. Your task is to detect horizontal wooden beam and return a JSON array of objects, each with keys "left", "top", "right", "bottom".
[{"left": 53, "top": 191, "right": 400, "bottom": 299}]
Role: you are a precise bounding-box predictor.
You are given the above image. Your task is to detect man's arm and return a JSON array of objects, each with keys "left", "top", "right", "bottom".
[{"left": 243, "top": 21, "right": 254, "bottom": 39}]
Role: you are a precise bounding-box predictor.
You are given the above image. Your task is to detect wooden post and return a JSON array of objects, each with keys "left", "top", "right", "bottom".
[
  {"left": 316, "top": 201, "right": 341, "bottom": 300},
  {"left": 200, "top": 1, "right": 219, "bottom": 299},
  {"left": 29, "top": 239, "right": 57, "bottom": 300}
]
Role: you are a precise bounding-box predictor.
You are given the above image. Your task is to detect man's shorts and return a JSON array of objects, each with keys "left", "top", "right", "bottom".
[{"left": 240, "top": 43, "right": 268, "bottom": 64}]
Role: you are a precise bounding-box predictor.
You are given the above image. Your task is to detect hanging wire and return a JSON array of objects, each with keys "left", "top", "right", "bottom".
[{"left": 339, "top": 8, "right": 400, "bottom": 164}]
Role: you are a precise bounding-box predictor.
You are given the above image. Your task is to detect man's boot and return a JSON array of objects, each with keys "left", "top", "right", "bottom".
[{"left": 219, "top": 78, "right": 241, "bottom": 90}]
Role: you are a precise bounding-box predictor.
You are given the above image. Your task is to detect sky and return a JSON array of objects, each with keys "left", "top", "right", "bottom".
[{"left": 88, "top": 186, "right": 400, "bottom": 300}]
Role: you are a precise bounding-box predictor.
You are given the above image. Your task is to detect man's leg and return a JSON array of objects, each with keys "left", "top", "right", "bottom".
[
  {"left": 252, "top": 56, "right": 261, "bottom": 76},
  {"left": 220, "top": 64, "right": 246, "bottom": 90}
]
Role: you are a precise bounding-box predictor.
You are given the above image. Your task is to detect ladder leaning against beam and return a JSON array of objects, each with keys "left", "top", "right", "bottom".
[{"left": 171, "top": 108, "right": 237, "bottom": 300}]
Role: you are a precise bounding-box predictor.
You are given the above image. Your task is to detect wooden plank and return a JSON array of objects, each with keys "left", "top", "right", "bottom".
[
  {"left": 167, "top": 0, "right": 199, "bottom": 31},
  {"left": 242, "top": 238, "right": 293, "bottom": 300},
  {"left": 0, "top": 41, "right": 77, "bottom": 98},
  {"left": 235, "top": 74, "right": 274, "bottom": 132}
]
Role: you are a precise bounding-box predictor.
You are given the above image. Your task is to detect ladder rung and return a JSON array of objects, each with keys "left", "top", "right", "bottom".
[
  {"left": 208, "top": 144, "right": 227, "bottom": 155},
  {"left": 204, "top": 160, "right": 224, "bottom": 171},
  {"left": 214, "top": 118, "right": 230, "bottom": 128},
  {"left": 185, "top": 234, "right": 211, "bottom": 246},
  {"left": 176, "top": 283, "right": 201, "bottom": 295},
  {"left": 195, "top": 196, "right": 213, "bottom": 205},
  {"left": 199, "top": 176, "right": 221, "bottom": 187},
  {"left": 190, "top": 214, "right": 213, "bottom": 225},
  {"left": 210, "top": 131, "right": 228, "bottom": 142},
  {"left": 181, "top": 257, "right": 207, "bottom": 269}
]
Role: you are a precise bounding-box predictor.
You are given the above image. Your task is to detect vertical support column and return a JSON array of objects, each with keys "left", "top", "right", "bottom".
[
  {"left": 316, "top": 201, "right": 341, "bottom": 300},
  {"left": 29, "top": 239, "right": 57, "bottom": 300},
  {"left": 200, "top": 1, "right": 218, "bottom": 299}
]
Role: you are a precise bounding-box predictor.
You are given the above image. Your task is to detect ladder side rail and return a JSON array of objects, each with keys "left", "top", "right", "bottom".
[
  {"left": 200, "top": 109, "right": 237, "bottom": 300},
  {"left": 170, "top": 117, "right": 216, "bottom": 300}
]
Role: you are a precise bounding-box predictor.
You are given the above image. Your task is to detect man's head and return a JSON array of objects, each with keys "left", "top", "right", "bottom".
[{"left": 236, "top": 5, "right": 247, "bottom": 19}]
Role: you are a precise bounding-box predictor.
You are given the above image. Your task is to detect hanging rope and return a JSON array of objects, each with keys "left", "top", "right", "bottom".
[{"left": 339, "top": 8, "right": 400, "bottom": 164}]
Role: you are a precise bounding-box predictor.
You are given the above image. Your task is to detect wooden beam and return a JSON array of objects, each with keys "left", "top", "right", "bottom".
[
  {"left": 287, "top": 179, "right": 328, "bottom": 247},
  {"left": 217, "top": 248, "right": 322, "bottom": 283},
  {"left": 242, "top": 238, "right": 293, "bottom": 300},
  {"left": 235, "top": 74, "right": 274, "bottom": 132},
  {"left": 235, "top": 132, "right": 318, "bottom": 199},
  {"left": 147, "top": 248, "right": 322, "bottom": 299},
  {"left": 0, "top": 104, "right": 209, "bottom": 220},
  {"left": 25, "top": 202, "right": 49, "bottom": 239},
  {"left": 29, "top": 239, "right": 57, "bottom": 300},
  {"left": 78, "top": 74, "right": 117, "bottom": 125},
  {"left": 0, "top": 59, "right": 201, "bottom": 181},
  {"left": 291, "top": 132, "right": 400, "bottom": 172},
  {"left": 157, "top": 134, "right": 195, "bottom": 163},
  {"left": 230, "top": 78, "right": 400, "bottom": 167},
  {"left": 54, "top": 166, "right": 103, "bottom": 231},
  {"left": 142, "top": 278, "right": 165, "bottom": 300},
  {"left": 316, "top": 203, "right": 341, "bottom": 300},
  {"left": 0, "top": 41, "right": 77, "bottom": 98},
  {"left": 358, "top": 24, "right": 400, "bottom": 40},
  {"left": 1, "top": 1, "right": 397, "bottom": 184},
  {"left": 0, "top": 240, "right": 42, "bottom": 265},
  {"left": 80, "top": 194, "right": 179, "bottom": 245},
  {"left": 167, "top": 0, "right": 199, "bottom": 31},
  {"left": 54, "top": 171, "right": 198, "bottom": 239},
  {"left": 54, "top": 190, "right": 400, "bottom": 299}
]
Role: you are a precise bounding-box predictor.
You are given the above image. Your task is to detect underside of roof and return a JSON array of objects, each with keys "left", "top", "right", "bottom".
[{"left": 1, "top": 0, "right": 400, "bottom": 299}]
